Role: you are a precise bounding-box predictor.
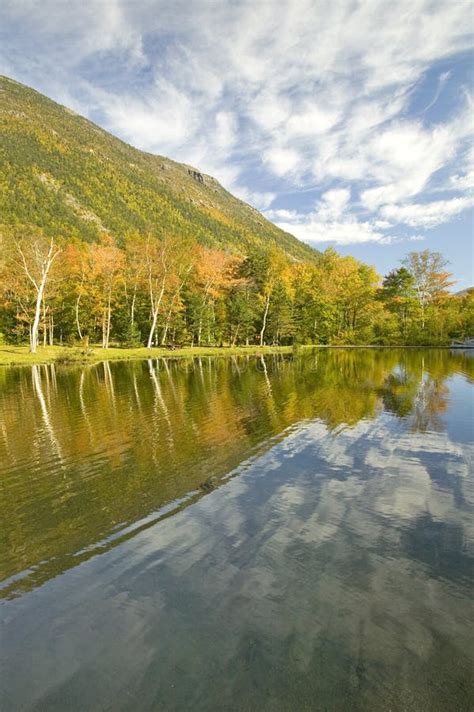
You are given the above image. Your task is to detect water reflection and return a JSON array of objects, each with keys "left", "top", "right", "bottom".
[
  {"left": 0, "top": 350, "right": 473, "bottom": 710},
  {"left": 1, "top": 349, "right": 472, "bottom": 599}
]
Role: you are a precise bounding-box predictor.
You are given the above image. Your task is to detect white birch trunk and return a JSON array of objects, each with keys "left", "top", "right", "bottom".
[
  {"left": 147, "top": 281, "right": 166, "bottom": 349},
  {"left": 17, "top": 238, "right": 59, "bottom": 354},
  {"left": 259, "top": 293, "right": 271, "bottom": 347}
]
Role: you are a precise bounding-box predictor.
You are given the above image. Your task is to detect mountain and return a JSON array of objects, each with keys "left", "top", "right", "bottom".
[{"left": 0, "top": 76, "right": 318, "bottom": 263}]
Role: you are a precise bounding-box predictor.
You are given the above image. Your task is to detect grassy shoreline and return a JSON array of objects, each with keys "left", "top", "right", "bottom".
[
  {"left": 0, "top": 343, "right": 458, "bottom": 367},
  {"left": 0, "top": 344, "right": 304, "bottom": 366}
]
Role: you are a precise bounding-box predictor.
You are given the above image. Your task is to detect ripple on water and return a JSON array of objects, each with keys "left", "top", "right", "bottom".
[{"left": 0, "top": 350, "right": 473, "bottom": 710}]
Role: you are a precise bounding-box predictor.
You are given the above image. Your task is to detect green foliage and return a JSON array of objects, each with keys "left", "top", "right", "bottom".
[
  {"left": 382, "top": 267, "right": 415, "bottom": 299},
  {"left": 124, "top": 321, "right": 142, "bottom": 348},
  {"left": 54, "top": 348, "right": 93, "bottom": 365}
]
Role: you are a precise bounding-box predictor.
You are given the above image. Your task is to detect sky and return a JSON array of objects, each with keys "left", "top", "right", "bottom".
[{"left": 1, "top": 0, "right": 473, "bottom": 286}]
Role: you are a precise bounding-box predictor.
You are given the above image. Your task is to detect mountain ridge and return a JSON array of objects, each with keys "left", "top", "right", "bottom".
[{"left": 0, "top": 75, "right": 319, "bottom": 263}]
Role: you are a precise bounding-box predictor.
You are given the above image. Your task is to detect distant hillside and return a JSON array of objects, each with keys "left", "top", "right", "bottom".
[{"left": 0, "top": 76, "right": 318, "bottom": 263}]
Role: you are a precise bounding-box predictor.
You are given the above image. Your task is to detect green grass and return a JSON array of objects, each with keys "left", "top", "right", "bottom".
[{"left": 0, "top": 344, "right": 307, "bottom": 366}]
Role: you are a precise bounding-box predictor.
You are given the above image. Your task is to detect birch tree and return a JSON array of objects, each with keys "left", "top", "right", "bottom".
[
  {"left": 123, "top": 233, "right": 147, "bottom": 329},
  {"left": 403, "top": 250, "right": 454, "bottom": 330},
  {"left": 10, "top": 231, "right": 61, "bottom": 353},
  {"left": 146, "top": 235, "right": 198, "bottom": 348},
  {"left": 146, "top": 235, "right": 170, "bottom": 348},
  {"left": 89, "top": 236, "right": 124, "bottom": 349}
]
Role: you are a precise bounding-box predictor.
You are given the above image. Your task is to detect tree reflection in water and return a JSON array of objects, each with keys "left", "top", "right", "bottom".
[{"left": 0, "top": 349, "right": 472, "bottom": 598}]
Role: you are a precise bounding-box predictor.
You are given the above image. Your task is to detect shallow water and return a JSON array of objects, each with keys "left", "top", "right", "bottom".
[{"left": 1, "top": 349, "right": 473, "bottom": 711}]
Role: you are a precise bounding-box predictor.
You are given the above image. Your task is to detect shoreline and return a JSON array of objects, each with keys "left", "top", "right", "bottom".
[{"left": 0, "top": 343, "right": 464, "bottom": 367}]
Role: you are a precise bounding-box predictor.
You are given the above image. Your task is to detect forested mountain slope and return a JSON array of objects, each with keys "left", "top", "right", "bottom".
[{"left": 0, "top": 75, "right": 318, "bottom": 262}]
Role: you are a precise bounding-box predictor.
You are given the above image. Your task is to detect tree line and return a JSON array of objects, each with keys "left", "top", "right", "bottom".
[{"left": 1, "top": 228, "right": 472, "bottom": 352}]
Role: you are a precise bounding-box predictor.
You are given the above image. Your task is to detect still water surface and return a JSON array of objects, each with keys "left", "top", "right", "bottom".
[{"left": 1, "top": 349, "right": 473, "bottom": 710}]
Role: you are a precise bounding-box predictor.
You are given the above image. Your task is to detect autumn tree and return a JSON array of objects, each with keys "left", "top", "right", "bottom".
[
  {"left": 240, "top": 248, "right": 292, "bottom": 346},
  {"left": 2, "top": 228, "right": 62, "bottom": 352},
  {"left": 403, "top": 250, "right": 454, "bottom": 330},
  {"left": 61, "top": 241, "right": 91, "bottom": 341},
  {"left": 0, "top": 230, "right": 469, "bottom": 350},
  {"left": 145, "top": 234, "right": 170, "bottom": 348},
  {"left": 159, "top": 237, "right": 196, "bottom": 345},
  {"left": 144, "top": 234, "right": 197, "bottom": 348},
  {"left": 88, "top": 236, "right": 124, "bottom": 348},
  {"left": 188, "top": 246, "right": 238, "bottom": 346},
  {"left": 123, "top": 233, "right": 147, "bottom": 329}
]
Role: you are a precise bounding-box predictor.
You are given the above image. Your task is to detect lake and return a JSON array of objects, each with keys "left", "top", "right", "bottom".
[{"left": 1, "top": 349, "right": 473, "bottom": 711}]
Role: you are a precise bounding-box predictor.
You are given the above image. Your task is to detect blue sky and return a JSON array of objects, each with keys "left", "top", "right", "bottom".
[{"left": 1, "top": 0, "right": 473, "bottom": 286}]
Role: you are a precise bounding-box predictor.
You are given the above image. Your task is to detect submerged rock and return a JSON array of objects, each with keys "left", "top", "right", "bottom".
[{"left": 199, "top": 476, "right": 218, "bottom": 492}]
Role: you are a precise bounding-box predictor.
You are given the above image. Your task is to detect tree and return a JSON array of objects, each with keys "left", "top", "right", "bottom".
[
  {"left": 0, "top": 229, "right": 467, "bottom": 350},
  {"left": 160, "top": 238, "right": 196, "bottom": 345},
  {"left": 227, "top": 282, "right": 257, "bottom": 346},
  {"left": 5, "top": 229, "right": 61, "bottom": 353},
  {"left": 145, "top": 234, "right": 169, "bottom": 349},
  {"left": 380, "top": 267, "right": 417, "bottom": 342},
  {"left": 189, "top": 246, "right": 237, "bottom": 346},
  {"left": 88, "top": 236, "right": 124, "bottom": 348},
  {"left": 241, "top": 248, "right": 291, "bottom": 346},
  {"left": 62, "top": 241, "right": 90, "bottom": 341},
  {"left": 123, "top": 233, "right": 147, "bottom": 331},
  {"left": 382, "top": 267, "right": 415, "bottom": 299},
  {"left": 145, "top": 234, "right": 197, "bottom": 348},
  {"left": 403, "top": 250, "right": 454, "bottom": 330}
]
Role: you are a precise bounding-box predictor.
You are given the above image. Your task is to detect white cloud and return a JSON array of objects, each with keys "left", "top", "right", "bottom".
[
  {"left": 94, "top": 80, "right": 196, "bottom": 152},
  {"left": 381, "top": 196, "right": 474, "bottom": 228},
  {"left": 248, "top": 92, "right": 292, "bottom": 131},
  {"left": 234, "top": 187, "right": 276, "bottom": 211},
  {"left": 265, "top": 208, "right": 300, "bottom": 222},
  {"left": 449, "top": 172, "right": 474, "bottom": 191},
  {"left": 360, "top": 122, "right": 457, "bottom": 209},
  {"left": 286, "top": 104, "right": 340, "bottom": 137},
  {"left": 214, "top": 111, "right": 237, "bottom": 151},
  {"left": 276, "top": 218, "right": 388, "bottom": 246},
  {"left": 267, "top": 189, "right": 389, "bottom": 245},
  {"left": 263, "top": 147, "right": 301, "bottom": 177},
  {"left": 1, "top": 0, "right": 473, "bottom": 244},
  {"left": 317, "top": 188, "right": 351, "bottom": 220}
]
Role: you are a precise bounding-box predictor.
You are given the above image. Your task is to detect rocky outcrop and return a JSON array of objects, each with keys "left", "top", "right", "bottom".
[{"left": 188, "top": 169, "right": 204, "bottom": 183}]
